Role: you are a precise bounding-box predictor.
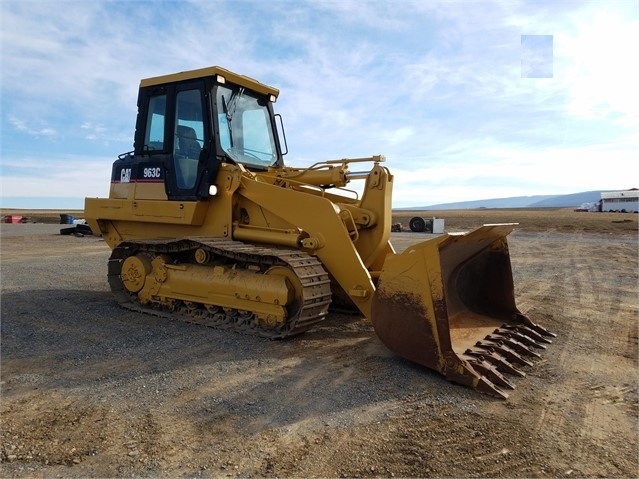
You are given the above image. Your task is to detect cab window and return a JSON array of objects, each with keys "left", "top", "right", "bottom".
[
  {"left": 144, "top": 95, "right": 166, "bottom": 151},
  {"left": 174, "top": 89, "right": 204, "bottom": 189},
  {"left": 216, "top": 85, "right": 277, "bottom": 168}
]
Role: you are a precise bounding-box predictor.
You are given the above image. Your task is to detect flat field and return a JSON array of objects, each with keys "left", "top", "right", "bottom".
[
  {"left": 1, "top": 208, "right": 637, "bottom": 478},
  {"left": 2, "top": 207, "right": 638, "bottom": 234}
]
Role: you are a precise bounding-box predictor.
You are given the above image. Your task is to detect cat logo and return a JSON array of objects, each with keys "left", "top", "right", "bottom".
[{"left": 121, "top": 168, "right": 131, "bottom": 183}]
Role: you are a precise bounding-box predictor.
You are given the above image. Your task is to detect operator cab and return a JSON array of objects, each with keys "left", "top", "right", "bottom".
[{"left": 110, "top": 66, "right": 284, "bottom": 201}]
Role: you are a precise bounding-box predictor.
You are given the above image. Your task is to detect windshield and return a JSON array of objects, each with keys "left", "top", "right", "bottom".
[{"left": 216, "top": 84, "right": 279, "bottom": 168}]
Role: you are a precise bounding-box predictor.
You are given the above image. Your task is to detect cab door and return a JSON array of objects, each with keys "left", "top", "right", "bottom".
[
  {"left": 172, "top": 86, "right": 205, "bottom": 193},
  {"left": 167, "top": 82, "right": 213, "bottom": 200},
  {"left": 132, "top": 80, "right": 214, "bottom": 201}
]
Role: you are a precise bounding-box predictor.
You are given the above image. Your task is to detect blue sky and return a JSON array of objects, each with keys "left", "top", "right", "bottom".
[{"left": 1, "top": 0, "right": 637, "bottom": 209}]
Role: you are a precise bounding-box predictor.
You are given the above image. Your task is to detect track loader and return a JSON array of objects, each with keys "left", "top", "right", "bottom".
[{"left": 85, "top": 66, "right": 554, "bottom": 398}]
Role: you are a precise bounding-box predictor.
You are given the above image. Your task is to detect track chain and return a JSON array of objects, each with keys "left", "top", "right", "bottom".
[{"left": 108, "top": 237, "right": 333, "bottom": 338}]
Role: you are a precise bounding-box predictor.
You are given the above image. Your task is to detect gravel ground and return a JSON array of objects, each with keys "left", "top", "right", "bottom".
[{"left": 0, "top": 221, "right": 637, "bottom": 478}]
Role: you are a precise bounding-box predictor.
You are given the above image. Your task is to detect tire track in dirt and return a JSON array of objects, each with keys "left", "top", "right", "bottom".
[
  {"left": 2, "top": 225, "right": 637, "bottom": 477},
  {"left": 527, "top": 234, "right": 637, "bottom": 477}
]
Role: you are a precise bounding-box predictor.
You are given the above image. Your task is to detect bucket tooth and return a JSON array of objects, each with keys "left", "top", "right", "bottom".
[
  {"left": 474, "top": 376, "right": 509, "bottom": 400},
  {"left": 466, "top": 358, "right": 516, "bottom": 390},
  {"left": 495, "top": 328, "right": 546, "bottom": 349},
  {"left": 475, "top": 340, "right": 534, "bottom": 367},
  {"left": 500, "top": 324, "right": 554, "bottom": 344},
  {"left": 486, "top": 334, "right": 542, "bottom": 359},
  {"left": 510, "top": 316, "right": 557, "bottom": 340},
  {"left": 464, "top": 349, "right": 526, "bottom": 377}
]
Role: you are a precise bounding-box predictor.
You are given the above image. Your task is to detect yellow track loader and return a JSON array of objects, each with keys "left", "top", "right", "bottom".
[{"left": 85, "top": 66, "right": 554, "bottom": 398}]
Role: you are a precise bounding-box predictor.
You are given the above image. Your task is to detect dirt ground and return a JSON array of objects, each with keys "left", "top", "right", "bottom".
[{"left": 1, "top": 209, "right": 637, "bottom": 478}]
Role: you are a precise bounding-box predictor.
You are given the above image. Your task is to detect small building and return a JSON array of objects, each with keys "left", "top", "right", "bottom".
[{"left": 600, "top": 189, "right": 639, "bottom": 213}]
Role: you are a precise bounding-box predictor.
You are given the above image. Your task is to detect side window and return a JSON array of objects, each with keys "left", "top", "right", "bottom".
[
  {"left": 174, "top": 89, "right": 204, "bottom": 189},
  {"left": 145, "top": 95, "right": 166, "bottom": 151}
]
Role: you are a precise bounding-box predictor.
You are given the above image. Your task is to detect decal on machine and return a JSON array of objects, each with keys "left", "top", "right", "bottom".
[
  {"left": 142, "top": 167, "right": 162, "bottom": 179},
  {"left": 112, "top": 163, "right": 165, "bottom": 183},
  {"left": 137, "top": 164, "right": 164, "bottom": 183},
  {"left": 121, "top": 168, "right": 132, "bottom": 183}
]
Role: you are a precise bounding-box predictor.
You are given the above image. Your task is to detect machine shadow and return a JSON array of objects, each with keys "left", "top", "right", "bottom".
[{"left": 1, "top": 288, "right": 484, "bottom": 434}]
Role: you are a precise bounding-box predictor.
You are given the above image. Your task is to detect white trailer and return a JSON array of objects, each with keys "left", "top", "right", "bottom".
[{"left": 601, "top": 190, "right": 639, "bottom": 213}]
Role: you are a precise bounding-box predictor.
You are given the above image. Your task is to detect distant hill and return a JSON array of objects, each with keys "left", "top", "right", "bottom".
[
  {"left": 528, "top": 191, "right": 603, "bottom": 208},
  {"left": 402, "top": 190, "right": 606, "bottom": 210}
]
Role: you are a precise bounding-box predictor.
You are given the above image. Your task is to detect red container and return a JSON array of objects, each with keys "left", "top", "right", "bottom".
[{"left": 3, "top": 215, "right": 23, "bottom": 224}]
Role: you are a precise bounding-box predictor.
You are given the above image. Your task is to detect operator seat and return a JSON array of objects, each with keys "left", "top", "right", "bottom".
[
  {"left": 176, "top": 125, "right": 201, "bottom": 159},
  {"left": 175, "top": 125, "right": 201, "bottom": 189}
]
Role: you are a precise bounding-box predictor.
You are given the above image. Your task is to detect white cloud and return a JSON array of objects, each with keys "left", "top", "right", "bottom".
[
  {"left": 559, "top": 12, "right": 639, "bottom": 121},
  {"left": 0, "top": 0, "right": 637, "bottom": 207},
  {"left": 388, "top": 140, "right": 637, "bottom": 207},
  {"left": 8, "top": 116, "right": 57, "bottom": 137},
  {"left": 383, "top": 127, "right": 416, "bottom": 146},
  {"left": 0, "top": 156, "right": 112, "bottom": 199}
]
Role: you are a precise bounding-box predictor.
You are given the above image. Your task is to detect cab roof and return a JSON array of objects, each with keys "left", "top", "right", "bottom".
[{"left": 140, "top": 65, "right": 280, "bottom": 98}]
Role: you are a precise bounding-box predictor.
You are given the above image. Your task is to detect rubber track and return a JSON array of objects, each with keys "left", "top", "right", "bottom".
[{"left": 107, "top": 238, "right": 333, "bottom": 339}]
